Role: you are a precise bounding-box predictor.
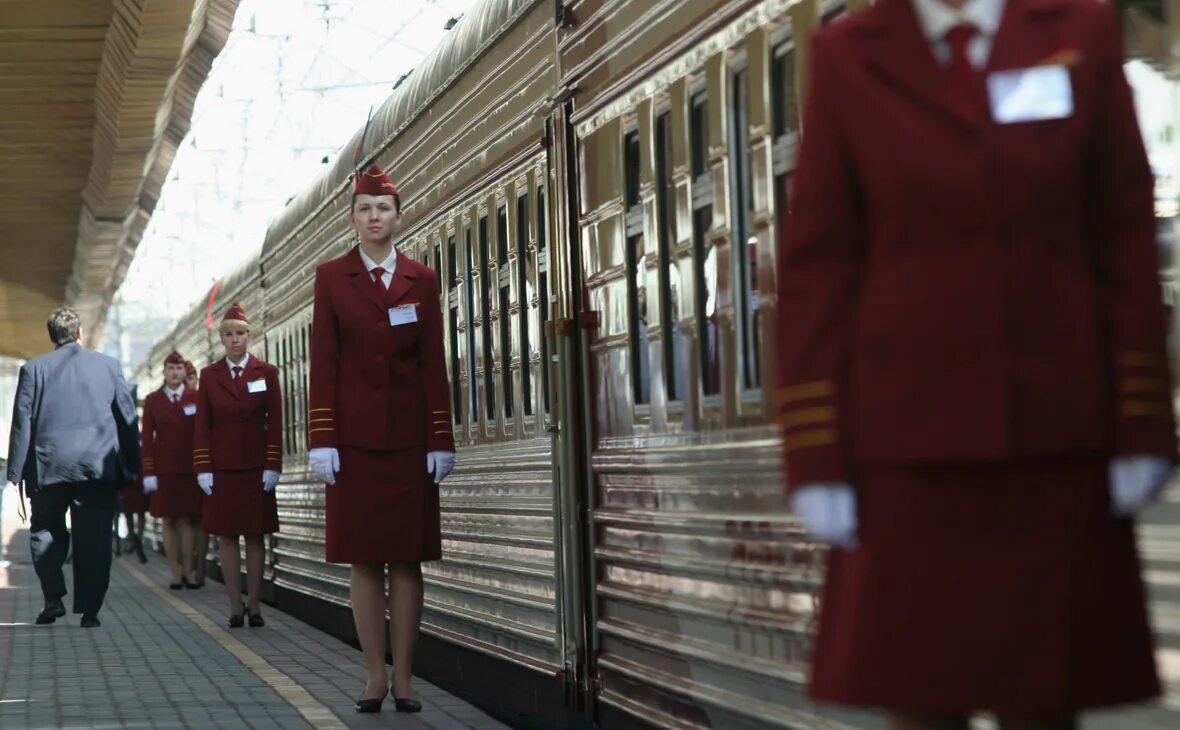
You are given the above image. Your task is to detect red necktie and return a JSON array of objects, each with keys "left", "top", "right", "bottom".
[
  {"left": 945, "top": 24, "right": 985, "bottom": 108},
  {"left": 371, "top": 266, "right": 388, "bottom": 294},
  {"left": 232, "top": 366, "right": 242, "bottom": 380}
]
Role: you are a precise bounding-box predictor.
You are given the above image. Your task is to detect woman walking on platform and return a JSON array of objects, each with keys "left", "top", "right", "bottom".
[
  {"left": 141, "top": 351, "right": 203, "bottom": 588},
  {"left": 308, "top": 162, "right": 455, "bottom": 714},
  {"left": 193, "top": 305, "right": 283, "bottom": 627}
]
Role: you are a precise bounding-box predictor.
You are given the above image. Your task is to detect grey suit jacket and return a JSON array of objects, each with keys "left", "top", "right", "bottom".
[{"left": 5, "top": 342, "right": 140, "bottom": 489}]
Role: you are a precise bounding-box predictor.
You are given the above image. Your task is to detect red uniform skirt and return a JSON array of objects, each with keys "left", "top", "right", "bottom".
[
  {"left": 121, "top": 477, "right": 150, "bottom": 514},
  {"left": 149, "top": 473, "right": 203, "bottom": 519},
  {"left": 201, "top": 468, "right": 278, "bottom": 537},
  {"left": 808, "top": 457, "right": 1159, "bottom": 715},
  {"left": 325, "top": 445, "right": 441, "bottom": 565}
]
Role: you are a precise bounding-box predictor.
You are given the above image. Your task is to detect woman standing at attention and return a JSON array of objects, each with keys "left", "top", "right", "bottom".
[
  {"left": 308, "top": 162, "right": 455, "bottom": 714},
  {"left": 141, "top": 351, "right": 203, "bottom": 587},
  {"left": 193, "top": 304, "right": 283, "bottom": 627}
]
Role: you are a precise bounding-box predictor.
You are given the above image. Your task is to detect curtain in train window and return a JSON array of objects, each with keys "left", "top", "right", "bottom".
[
  {"left": 624, "top": 128, "right": 650, "bottom": 405},
  {"left": 465, "top": 227, "right": 478, "bottom": 425},
  {"left": 730, "top": 66, "right": 760, "bottom": 390},
  {"left": 448, "top": 234, "right": 463, "bottom": 426},
  {"left": 479, "top": 215, "right": 495, "bottom": 420},
  {"left": 655, "top": 112, "right": 686, "bottom": 402},
  {"left": 537, "top": 188, "right": 551, "bottom": 415},
  {"left": 497, "top": 205, "right": 514, "bottom": 418},
  {"left": 517, "top": 193, "right": 534, "bottom": 417},
  {"left": 691, "top": 91, "right": 720, "bottom": 396}
]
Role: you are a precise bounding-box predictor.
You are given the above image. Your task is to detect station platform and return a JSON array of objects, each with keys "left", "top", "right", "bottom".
[{"left": 0, "top": 493, "right": 511, "bottom": 730}]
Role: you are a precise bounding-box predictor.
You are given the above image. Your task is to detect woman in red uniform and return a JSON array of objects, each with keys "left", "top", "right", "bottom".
[
  {"left": 141, "top": 351, "right": 203, "bottom": 588},
  {"left": 193, "top": 304, "right": 282, "bottom": 627},
  {"left": 185, "top": 359, "right": 208, "bottom": 588},
  {"left": 308, "top": 163, "right": 455, "bottom": 714}
]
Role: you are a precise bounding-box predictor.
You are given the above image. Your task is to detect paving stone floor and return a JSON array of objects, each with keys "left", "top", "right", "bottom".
[{"left": 0, "top": 492, "right": 512, "bottom": 730}]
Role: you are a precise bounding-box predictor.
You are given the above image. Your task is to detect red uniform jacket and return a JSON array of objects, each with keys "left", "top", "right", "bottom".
[
  {"left": 309, "top": 247, "right": 454, "bottom": 453},
  {"left": 192, "top": 357, "right": 283, "bottom": 473},
  {"left": 775, "top": 0, "right": 1177, "bottom": 488},
  {"left": 141, "top": 385, "right": 198, "bottom": 477}
]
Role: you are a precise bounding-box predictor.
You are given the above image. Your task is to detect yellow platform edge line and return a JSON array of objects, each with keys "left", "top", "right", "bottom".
[{"left": 119, "top": 560, "right": 348, "bottom": 730}]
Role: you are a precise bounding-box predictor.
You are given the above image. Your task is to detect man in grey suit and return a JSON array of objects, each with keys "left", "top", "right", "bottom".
[{"left": 5, "top": 307, "right": 139, "bottom": 627}]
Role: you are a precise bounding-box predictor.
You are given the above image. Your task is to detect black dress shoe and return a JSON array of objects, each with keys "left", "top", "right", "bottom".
[
  {"left": 393, "top": 697, "right": 422, "bottom": 713},
  {"left": 35, "top": 600, "right": 66, "bottom": 625},
  {"left": 80, "top": 615, "right": 100, "bottom": 628},
  {"left": 354, "top": 696, "right": 384, "bottom": 713},
  {"left": 247, "top": 611, "right": 265, "bottom": 628}
]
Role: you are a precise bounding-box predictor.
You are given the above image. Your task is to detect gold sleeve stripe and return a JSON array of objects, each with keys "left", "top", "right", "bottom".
[
  {"left": 309, "top": 427, "right": 335, "bottom": 434},
  {"left": 310, "top": 408, "right": 334, "bottom": 414},
  {"left": 433, "top": 430, "right": 452, "bottom": 435},
  {"left": 432, "top": 410, "right": 448, "bottom": 414},
  {"left": 309, "top": 418, "right": 334, "bottom": 425},
  {"left": 1121, "top": 402, "right": 1174, "bottom": 419},
  {"left": 776, "top": 381, "right": 834, "bottom": 405},
  {"left": 1119, "top": 377, "right": 1172, "bottom": 395},
  {"left": 779, "top": 406, "right": 837, "bottom": 430},
  {"left": 1119, "top": 351, "right": 1167, "bottom": 369},
  {"left": 783, "top": 428, "right": 837, "bottom": 453}
]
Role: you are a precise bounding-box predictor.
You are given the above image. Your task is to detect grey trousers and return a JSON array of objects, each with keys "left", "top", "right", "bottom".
[{"left": 29, "top": 482, "right": 117, "bottom": 616}]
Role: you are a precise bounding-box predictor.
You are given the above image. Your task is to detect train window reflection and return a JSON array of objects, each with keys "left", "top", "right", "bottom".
[
  {"left": 691, "top": 91, "right": 719, "bottom": 396},
  {"left": 517, "top": 194, "right": 534, "bottom": 417},
  {"left": 497, "top": 205, "right": 514, "bottom": 419},
  {"left": 655, "top": 112, "right": 685, "bottom": 402},
  {"left": 465, "top": 227, "right": 478, "bottom": 425},
  {"left": 624, "top": 128, "right": 650, "bottom": 405},
  {"left": 479, "top": 215, "right": 495, "bottom": 420},
  {"left": 448, "top": 234, "right": 462, "bottom": 426},
  {"left": 730, "top": 67, "right": 760, "bottom": 389},
  {"left": 537, "top": 188, "right": 551, "bottom": 415}
]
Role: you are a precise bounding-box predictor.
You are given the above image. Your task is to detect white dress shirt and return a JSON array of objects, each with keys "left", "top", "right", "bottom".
[
  {"left": 226, "top": 354, "right": 250, "bottom": 377},
  {"left": 163, "top": 384, "right": 185, "bottom": 402},
  {"left": 910, "top": 0, "right": 1007, "bottom": 68},
  {"left": 358, "top": 247, "right": 397, "bottom": 288}
]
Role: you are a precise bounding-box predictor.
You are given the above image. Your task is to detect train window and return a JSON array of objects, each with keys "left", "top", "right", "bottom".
[
  {"left": 624, "top": 128, "right": 650, "bottom": 405},
  {"left": 772, "top": 43, "right": 799, "bottom": 294},
  {"left": 537, "top": 187, "right": 551, "bottom": 415},
  {"left": 479, "top": 215, "right": 495, "bottom": 420},
  {"left": 465, "top": 226, "right": 478, "bottom": 425},
  {"left": 655, "top": 112, "right": 685, "bottom": 403},
  {"left": 691, "top": 90, "right": 720, "bottom": 396},
  {"left": 497, "top": 204, "right": 514, "bottom": 419},
  {"left": 433, "top": 243, "right": 442, "bottom": 281},
  {"left": 448, "top": 234, "right": 462, "bottom": 426},
  {"left": 517, "top": 193, "right": 534, "bottom": 417},
  {"left": 301, "top": 324, "right": 310, "bottom": 455},
  {"left": 730, "top": 66, "right": 760, "bottom": 390}
]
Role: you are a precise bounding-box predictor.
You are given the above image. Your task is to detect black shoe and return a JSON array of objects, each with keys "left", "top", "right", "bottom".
[
  {"left": 80, "top": 615, "right": 100, "bottom": 628},
  {"left": 189, "top": 579, "right": 205, "bottom": 589},
  {"left": 393, "top": 698, "right": 422, "bottom": 713},
  {"left": 228, "top": 604, "right": 245, "bottom": 628},
  {"left": 355, "top": 696, "right": 384, "bottom": 714},
  {"left": 247, "top": 611, "right": 265, "bottom": 628},
  {"left": 169, "top": 581, "right": 184, "bottom": 590},
  {"left": 35, "top": 600, "right": 66, "bottom": 625}
]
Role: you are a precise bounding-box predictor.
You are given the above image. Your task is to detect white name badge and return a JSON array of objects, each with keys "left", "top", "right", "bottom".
[
  {"left": 388, "top": 304, "right": 418, "bottom": 327},
  {"left": 247, "top": 378, "right": 267, "bottom": 394},
  {"left": 183, "top": 404, "right": 197, "bottom": 416},
  {"left": 988, "top": 65, "right": 1073, "bottom": 124}
]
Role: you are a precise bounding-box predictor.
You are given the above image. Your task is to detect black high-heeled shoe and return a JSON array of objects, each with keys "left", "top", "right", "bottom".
[
  {"left": 228, "top": 603, "right": 245, "bottom": 628},
  {"left": 169, "top": 580, "right": 184, "bottom": 590},
  {"left": 247, "top": 611, "right": 265, "bottom": 628},
  {"left": 393, "top": 697, "right": 422, "bottom": 713},
  {"left": 354, "top": 696, "right": 384, "bottom": 714}
]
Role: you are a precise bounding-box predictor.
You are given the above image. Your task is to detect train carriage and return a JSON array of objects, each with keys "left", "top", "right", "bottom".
[{"left": 131, "top": 0, "right": 1180, "bottom": 728}]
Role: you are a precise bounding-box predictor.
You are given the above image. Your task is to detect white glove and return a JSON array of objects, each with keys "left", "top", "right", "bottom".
[
  {"left": 197, "top": 472, "right": 214, "bottom": 495},
  {"left": 1110, "top": 455, "right": 1172, "bottom": 516},
  {"left": 142, "top": 476, "right": 159, "bottom": 494},
  {"left": 791, "top": 483, "right": 858, "bottom": 549},
  {"left": 426, "top": 451, "right": 455, "bottom": 484},
  {"left": 262, "top": 469, "right": 280, "bottom": 492},
  {"left": 309, "top": 447, "right": 340, "bottom": 486}
]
